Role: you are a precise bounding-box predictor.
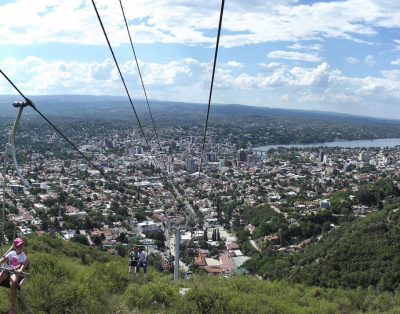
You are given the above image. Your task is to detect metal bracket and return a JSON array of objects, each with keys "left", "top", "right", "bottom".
[{"left": 7, "top": 100, "right": 31, "bottom": 189}]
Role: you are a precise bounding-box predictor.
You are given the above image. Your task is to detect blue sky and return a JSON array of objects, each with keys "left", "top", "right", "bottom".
[{"left": 1, "top": 0, "right": 400, "bottom": 118}]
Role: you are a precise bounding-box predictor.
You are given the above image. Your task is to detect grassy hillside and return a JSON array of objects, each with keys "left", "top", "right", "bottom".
[{"left": 1, "top": 236, "right": 400, "bottom": 313}]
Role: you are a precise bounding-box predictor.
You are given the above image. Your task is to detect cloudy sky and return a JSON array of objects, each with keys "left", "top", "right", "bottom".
[{"left": 1, "top": 0, "right": 400, "bottom": 118}]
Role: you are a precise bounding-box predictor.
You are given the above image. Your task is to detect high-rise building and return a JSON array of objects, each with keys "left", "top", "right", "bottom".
[
  {"left": 237, "top": 149, "right": 247, "bottom": 163},
  {"left": 167, "top": 164, "right": 175, "bottom": 173},
  {"left": 104, "top": 138, "right": 113, "bottom": 149},
  {"left": 135, "top": 145, "right": 144, "bottom": 155},
  {"left": 319, "top": 150, "right": 325, "bottom": 162},
  {"left": 169, "top": 141, "right": 177, "bottom": 150},
  {"left": 124, "top": 143, "right": 131, "bottom": 156},
  {"left": 185, "top": 157, "right": 198, "bottom": 172},
  {"left": 359, "top": 151, "right": 371, "bottom": 162},
  {"left": 207, "top": 152, "right": 217, "bottom": 162}
]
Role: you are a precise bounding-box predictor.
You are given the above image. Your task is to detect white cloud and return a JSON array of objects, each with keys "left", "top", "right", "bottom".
[
  {"left": 364, "top": 55, "right": 376, "bottom": 66},
  {"left": 2, "top": 56, "right": 400, "bottom": 118},
  {"left": 347, "top": 57, "right": 359, "bottom": 64},
  {"left": 281, "top": 93, "right": 290, "bottom": 101},
  {"left": 395, "top": 40, "right": 400, "bottom": 51},
  {"left": 259, "top": 62, "right": 282, "bottom": 70},
  {"left": 268, "top": 50, "right": 322, "bottom": 62},
  {"left": 382, "top": 70, "right": 400, "bottom": 81},
  {"left": 391, "top": 59, "right": 400, "bottom": 65},
  {"left": 287, "top": 43, "right": 323, "bottom": 51},
  {"left": 215, "top": 61, "right": 400, "bottom": 118},
  {"left": 225, "top": 61, "right": 244, "bottom": 69},
  {"left": 0, "top": 56, "right": 212, "bottom": 102},
  {"left": 0, "top": 0, "right": 399, "bottom": 47}
]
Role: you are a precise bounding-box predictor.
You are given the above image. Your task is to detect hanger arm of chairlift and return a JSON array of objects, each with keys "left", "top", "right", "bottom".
[{"left": 9, "top": 101, "right": 31, "bottom": 189}]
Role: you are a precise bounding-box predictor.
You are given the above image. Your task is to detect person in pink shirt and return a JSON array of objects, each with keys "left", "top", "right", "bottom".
[{"left": 0, "top": 238, "right": 30, "bottom": 314}]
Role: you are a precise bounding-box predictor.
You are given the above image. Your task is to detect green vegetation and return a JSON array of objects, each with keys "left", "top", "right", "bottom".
[
  {"left": 1, "top": 235, "right": 400, "bottom": 313},
  {"left": 246, "top": 205, "right": 400, "bottom": 292}
]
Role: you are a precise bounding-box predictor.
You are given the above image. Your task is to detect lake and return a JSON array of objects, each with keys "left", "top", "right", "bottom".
[{"left": 252, "top": 138, "right": 400, "bottom": 152}]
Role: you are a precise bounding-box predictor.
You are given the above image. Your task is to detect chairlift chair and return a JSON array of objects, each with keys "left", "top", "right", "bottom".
[{"left": 0, "top": 263, "right": 30, "bottom": 290}]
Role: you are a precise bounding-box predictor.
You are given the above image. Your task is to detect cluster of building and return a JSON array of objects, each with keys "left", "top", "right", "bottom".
[{"left": 1, "top": 120, "right": 400, "bottom": 275}]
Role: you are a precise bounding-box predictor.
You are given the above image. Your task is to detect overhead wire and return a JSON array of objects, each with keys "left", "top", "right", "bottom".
[
  {"left": 91, "top": 0, "right": 158, "bottom": 172},
  {"left": 118, "top": 0, "right": 162, "bottom": 152},
  {"left": 0, "top": 69, "right": 129, "bottom": 251},
  {"left": 198, "top": 0, "right": 225, "bottom": 178},
  {"left": 117, "top": 0, "right": 170, "bottom": 179},
  {"left": 93, "top": 0, "right": 171, "bottom": 214},
  {"left": 0, "top": 69, "right": 106, "bottom": 177}
]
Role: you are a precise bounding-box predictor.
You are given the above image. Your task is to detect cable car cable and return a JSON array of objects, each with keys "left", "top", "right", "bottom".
[
  {"left": 91, "top": 0, "right": 155, "bottom": 167},
  {"left": 198, "top": 0, "right": 225, "bottom": 178},
  {"left": 118, "top": 0, "right": 162, "bottom": 152},
  {"left": 0, "top": 69, "right": 112, "bottom": 181}
]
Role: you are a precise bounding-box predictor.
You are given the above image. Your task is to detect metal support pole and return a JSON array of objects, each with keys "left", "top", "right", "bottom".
[
  {"left": 1, "top": 152, "right": 7, "bottom": 255},
  {"left": 174, "top": 227, "right": 180, "bottom": 281}
]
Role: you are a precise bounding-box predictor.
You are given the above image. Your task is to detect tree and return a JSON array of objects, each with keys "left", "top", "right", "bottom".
[
  {"left": 203, "top": 229, "right": 208, "bottom": 241},
  {"left": 92, "top": 235, "right": 102, "bottom": 246},
  {"left": 199, "top": 239, "right": 208, "bottom": 249},
  {"left": 88, "top": 180, "right": 96, "bottom": 190},
  {"left": 357, "top": 188, "right": 377, "bottom": 206},
  {"left": 216, "top": 229, "right": 221, "bottom": 241},
  {"left": 187, "top": 288, "right": 226, "bottom": 314},
  {"left": 212, "top": 229, "right": 217, "bottom": 241},
  {"left": 58, "top": 191, "right": 67, "bottom": 204},
  {"left": 124, "top": 281, "right": 179, "bottom": 309},
  {"left": 116, "top": 243, "right": 127, "bottom": 257},
  {"left": 71, "top": 234, "right": 89, "bottom": 246},
  {"left": 117, "top": 232, "right": 126, "bottom": 243}
]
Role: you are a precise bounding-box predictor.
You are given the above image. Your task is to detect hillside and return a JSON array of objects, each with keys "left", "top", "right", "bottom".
[
  {"left": 3, "top": 95, "right": 400, "bottom": 150},
  {"left": 246, "top": 205, "right": 400, "bottom": 292},
  {"left": 1, "top": 95, "right": 400, "bottom": 126},
  {"left": 2, "top": 235, "right": 400, "bottom": 313}
]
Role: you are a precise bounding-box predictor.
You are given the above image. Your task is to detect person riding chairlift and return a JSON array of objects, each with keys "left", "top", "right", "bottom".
[
  {"left": 136, "top": 246, "right": 147, "bottom": 275},
  {"left": 0, "top": 238, "right": 30, "bottom": 314},
  {"left": 128, "top": 246, "right": 139, "bottom": 273}
]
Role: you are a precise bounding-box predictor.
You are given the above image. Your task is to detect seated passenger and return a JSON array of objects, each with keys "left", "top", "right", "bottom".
[{"left": 0, "top": 238, "right": 29, "bottom": 314}]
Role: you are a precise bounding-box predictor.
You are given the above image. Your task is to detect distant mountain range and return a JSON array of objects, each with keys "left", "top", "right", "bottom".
[{"left": 1, "top": 94, "right": 399, "bottom": 125}]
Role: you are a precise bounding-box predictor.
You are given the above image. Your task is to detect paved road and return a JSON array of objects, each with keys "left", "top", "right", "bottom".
[
  {"left": 269, "top": 201, "right": 288, "bottom": 219},
  {"left": 250, "top": 239, "right": 261, "bottom": 252},
  {"left": 172, "top": 184, "right": 196, "bottom": 217}
]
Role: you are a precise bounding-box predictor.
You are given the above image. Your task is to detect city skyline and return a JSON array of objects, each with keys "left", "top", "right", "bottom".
[{"left": 1, "top": 0, "right": 400, "bottom": 118}]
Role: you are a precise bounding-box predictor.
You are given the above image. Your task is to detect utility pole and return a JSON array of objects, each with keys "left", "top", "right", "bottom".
[{"left": 174, "top": 227, "right": 180, "bottom": 281}]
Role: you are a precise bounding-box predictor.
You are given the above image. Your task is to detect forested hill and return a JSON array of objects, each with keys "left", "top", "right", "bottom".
[
  {"left": 246, "top": 206, "right": 400, "bottom": 292},
  {"left": 4, "top": 235, "right": 400, "bottom": 313}
]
